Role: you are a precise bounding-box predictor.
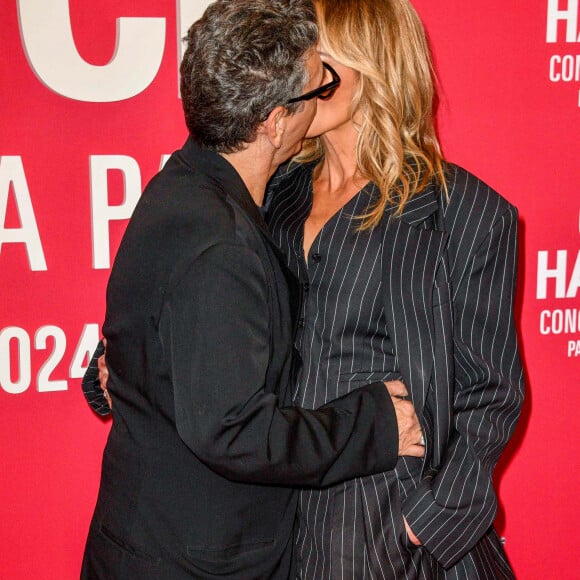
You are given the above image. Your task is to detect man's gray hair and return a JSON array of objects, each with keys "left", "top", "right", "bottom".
[{"left": 180, "top": 0, "right": 318, "bottom": 153}]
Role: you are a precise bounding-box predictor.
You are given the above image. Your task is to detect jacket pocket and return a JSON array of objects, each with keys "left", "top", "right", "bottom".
[
  {"left": 185, "top": 539, "right": 276, "bottom": 575},
  {"left": 99, "top": 524, "right": 162, "bottom": 566},
  {"left": 432, "top": 280, "right": 452, "bottom": 307}
]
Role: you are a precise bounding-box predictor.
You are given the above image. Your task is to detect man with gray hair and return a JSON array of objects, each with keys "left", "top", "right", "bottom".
[{"left": 81, "top": 0, "right": 422, "bottom": 577}]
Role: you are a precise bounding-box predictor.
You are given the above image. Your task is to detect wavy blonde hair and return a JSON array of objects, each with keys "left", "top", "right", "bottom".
[{"left": 294, "top": 0, "right": 447, "bottom": 228}]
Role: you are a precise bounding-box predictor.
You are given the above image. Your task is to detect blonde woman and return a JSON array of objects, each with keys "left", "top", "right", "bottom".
[{"left": 267, "top": 0, "right": 524, "bottom": 577}]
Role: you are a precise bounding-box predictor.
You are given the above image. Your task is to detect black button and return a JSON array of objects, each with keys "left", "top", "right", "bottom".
[
  {"left": 298, "top": 318, "right": 305, "bottom": 328},
  {"left": 311, "top": 253, "right": 321, "bottom": 263},
  {"left": 303, "top": 283, "right": 310, "bottom": 292}
]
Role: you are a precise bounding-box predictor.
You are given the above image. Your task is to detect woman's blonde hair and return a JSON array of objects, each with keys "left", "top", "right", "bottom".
[{"left": 294, "top": 0, "right": 447, "bottom": 228}]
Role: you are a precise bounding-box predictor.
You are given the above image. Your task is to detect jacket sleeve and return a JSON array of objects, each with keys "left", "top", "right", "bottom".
[
  {"left": 402, "top": 204, "right": 525, "bottom": 567},
  {"left": 159, "top": 240, "right": 399, "bottom": 488}
]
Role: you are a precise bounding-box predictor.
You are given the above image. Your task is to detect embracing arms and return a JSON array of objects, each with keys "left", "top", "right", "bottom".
[{"left": 86, "top": 239, "right": 424, "bottom": 488}]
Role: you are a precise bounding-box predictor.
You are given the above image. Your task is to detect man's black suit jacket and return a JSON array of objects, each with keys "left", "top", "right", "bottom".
[{"left": 81, "top": 139, "right": 399, "bottom": 579}]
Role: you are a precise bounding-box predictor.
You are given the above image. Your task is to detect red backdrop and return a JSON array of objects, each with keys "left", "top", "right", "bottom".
[{"left": 1, "top": 1, "right": 578, "bottom": 578}]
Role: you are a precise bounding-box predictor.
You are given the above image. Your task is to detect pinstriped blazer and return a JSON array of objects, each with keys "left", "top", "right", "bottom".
[
  {"left": 267, "top": 161, "right": 524, "bottom": 577},
  {"left": 378, "top": 163, "right": 524, "bottom": 570}
]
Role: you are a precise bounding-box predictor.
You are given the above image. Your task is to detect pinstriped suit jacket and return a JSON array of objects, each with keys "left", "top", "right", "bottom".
[
  {"left": 266, "top": 161, "right": 524, "bottom": 577},
  {"left": 379, "top": 163, "right": 524, "bottom": 570}
]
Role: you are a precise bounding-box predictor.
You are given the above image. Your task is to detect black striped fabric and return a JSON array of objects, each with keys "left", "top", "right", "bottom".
[{"left": 266, "top": 162, "right": 524, "bottom": 579}]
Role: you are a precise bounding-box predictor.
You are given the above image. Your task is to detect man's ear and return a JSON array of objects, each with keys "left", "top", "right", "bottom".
[{"left": 261, "top": 105, "right": 288, "bottom": 149}]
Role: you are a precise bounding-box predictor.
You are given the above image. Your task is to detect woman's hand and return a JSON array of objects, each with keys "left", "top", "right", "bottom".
[
  {"left": 98, "top": 338, "right": 112, "bottom": 409},
  {"left": 404, "top": 516, "right": 422, "bottom": 546}
]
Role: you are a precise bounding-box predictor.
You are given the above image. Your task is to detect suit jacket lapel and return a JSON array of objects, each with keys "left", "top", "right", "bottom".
[
  {"left": 240, "top": 206, "right": 301, "bottom": 336},
  {"left": 381, "top": 186, "right": 448, "bottom": 416},
  {"left": 183, "top": 138, "right": 302, "bottom": 330},
  {"left": 230, "top": 186, "right": 302, "bottom": 337}
]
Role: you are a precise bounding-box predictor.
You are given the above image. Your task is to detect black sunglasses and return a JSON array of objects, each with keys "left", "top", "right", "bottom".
[{"left": 287, "top": 62, "right": 341, "bottom": 104}]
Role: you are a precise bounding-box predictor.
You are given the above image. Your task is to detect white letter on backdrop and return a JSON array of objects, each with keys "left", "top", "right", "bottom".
[
  {"left": 546, "top": 0, "right": 579, "bottom": 43},
  {"left": 536, "top": 250, "right": 568, "bottom": 299},
  {"left": 566, "top": 251, "right": 580, "bottom": 298},
  {"left": 17, "top": 0, "right": 166, "bottom": 102},
  {"left": 0, "top": 156, "right": 47, "bottom": 271},
  {"left": 70, "top": 323, "right": 101, "bottom": 379},
  {"left": 90, "top": 155, "right": 141, "bottom": 269}
]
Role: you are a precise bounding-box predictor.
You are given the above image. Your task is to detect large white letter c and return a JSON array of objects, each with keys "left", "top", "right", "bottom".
[{"left": 17, "top": 0, "right": 166, "bottom": 102}]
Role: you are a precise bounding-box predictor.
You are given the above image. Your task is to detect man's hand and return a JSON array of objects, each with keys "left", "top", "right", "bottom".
[
  {"left": 385, "top": 380, "right": 424, "bottom": 458},
  {"left": 98, "top": 338, "right": 112, "bottom": 409}
]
